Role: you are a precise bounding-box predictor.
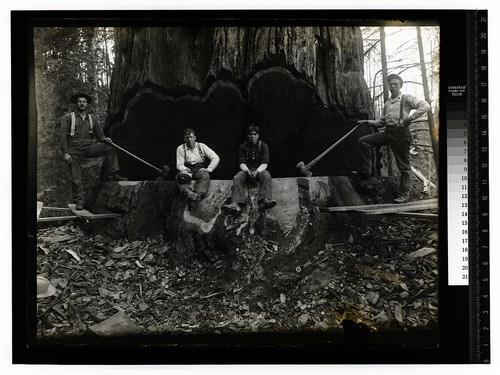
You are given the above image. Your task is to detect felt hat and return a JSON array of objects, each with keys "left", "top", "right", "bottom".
[
  {"left": 37, "top": 275, "right": 56, "bottom": 299},
  {"left": 71, "top": 92, "right": 93, "bottom": 104}
]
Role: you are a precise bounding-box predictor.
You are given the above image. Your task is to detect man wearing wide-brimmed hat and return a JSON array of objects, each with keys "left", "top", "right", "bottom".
[{"left": 60, "top": 92, "right": 127, "bottom": 210}]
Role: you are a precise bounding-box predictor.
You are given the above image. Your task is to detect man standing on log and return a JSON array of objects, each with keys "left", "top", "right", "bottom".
[
  {"left": 60, "top": 92, "right": 127, "bottom": 210},
  {"left": 176, "top": 128, "right": 220, "bottom": 210},
  {"left": 352, "top": 74, "right": 430, "bottom": 204},
  {"left": 222, "top": 124, "right": 276, "bottom": 212}
]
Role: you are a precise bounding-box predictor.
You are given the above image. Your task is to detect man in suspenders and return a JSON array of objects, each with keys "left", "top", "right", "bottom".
[
  {"left": 60, "top": 92, "right": 127, "bottom": 210},
  {"left": 222, "top": 124, "right": 276, "bottom": 212},
  {"left": 352, "top": 74, "right": 430, "bottom": 203},
  {"left": 175, "top": 128, "right": 220, "bottom": 210}
]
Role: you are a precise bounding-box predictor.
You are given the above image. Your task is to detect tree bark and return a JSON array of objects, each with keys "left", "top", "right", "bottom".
[
  {"left": 91, "top": 176, "right": 401, "bottom": 262},
  {"left": 106, "top": 27, "right": 375, "bottom": 181},
  {"left": 378, "top": 27, "right": 396, "bottom": 177},
  {"left": 379, "top": 27, "right": 389, "bottom": 104},
  {"left": 417, "top": 26, "right": 439, "bottom": 170}
]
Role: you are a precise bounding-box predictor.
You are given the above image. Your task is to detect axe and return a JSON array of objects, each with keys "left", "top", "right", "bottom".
[
  {"left": 296, "top": 123, "right": 361, "bottom": 176},
  {"left": 110, "top": 142, "right": 170, "bottom": 179}
]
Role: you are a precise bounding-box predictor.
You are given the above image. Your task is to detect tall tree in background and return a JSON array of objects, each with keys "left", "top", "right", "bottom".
[
  {"left": 34, "top": 27, "right": 115, "bottom": 206},
  {"left": 379, "top": 27, "right": 389, "bottom": 103},
  {"left": 417, "top": 26, "right": 439, "bottom": 169},
  {"left": 378, "top": 27, "right": 397, "bottom": 175},
  {"left": 362, "top": 26, "right": 439, "bottom": 117}
]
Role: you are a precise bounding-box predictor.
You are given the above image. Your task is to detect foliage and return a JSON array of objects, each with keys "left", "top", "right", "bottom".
[{"left": 34, "top": 27, "right": 115, "bottom": 207}]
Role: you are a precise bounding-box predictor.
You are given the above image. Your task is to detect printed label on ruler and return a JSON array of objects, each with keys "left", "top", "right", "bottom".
[{"left": 447, "top": 89, "right": 469, "bottom": 285}]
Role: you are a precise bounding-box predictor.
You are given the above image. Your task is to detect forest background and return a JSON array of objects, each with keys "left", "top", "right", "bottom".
[{"left": 34, "top": 25, "right": 440, "bottom": 206}]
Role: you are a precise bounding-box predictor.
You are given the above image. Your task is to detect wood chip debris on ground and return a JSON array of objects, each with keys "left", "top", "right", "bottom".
[{"left": 36, "top": 215, "right": 438, "bottom": 339}]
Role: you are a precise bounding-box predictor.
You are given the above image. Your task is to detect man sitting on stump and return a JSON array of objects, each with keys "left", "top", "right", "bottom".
[
  {"left": 222, "top": 124, "right": 276, "bottom": 213},
  {"left": 352, "top": 74, "right": 430, "bottom": 203},
  {"left": 176, "top": 128, "right": 220, "bottom": 210},
  {"left": 60, "top": 92, "right": 127, "bottom": 210}
]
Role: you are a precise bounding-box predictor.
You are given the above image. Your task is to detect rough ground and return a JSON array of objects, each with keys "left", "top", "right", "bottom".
[{"left": 36, "top": 212, "right": 438, "bottom": 344}]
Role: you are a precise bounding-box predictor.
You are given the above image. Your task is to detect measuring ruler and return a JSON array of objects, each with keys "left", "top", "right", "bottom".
[
  {"left": 446, "top": 9, "right": 490, "bottom": 363},
  {"left": 470, "top": 10, "right": 490, "bottom": 364}
]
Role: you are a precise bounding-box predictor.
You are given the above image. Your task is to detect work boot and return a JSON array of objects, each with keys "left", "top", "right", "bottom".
[
  {"left": 75, "top": 202, "right": 84, "bottom": 210},
  {"left": 259, "top": 198, "right": 277, "bottom": 210},
  {"left": 221, "top": 201, "right": 242, "bottom": 212},
  {"left": 351, "top": 170, "right": 370, "bottom": 179},
  {"left": 187, "top": 200, "right": 197, "bottom": 211},
  {"left": 186, "top": 192, "right": 199, "bottom": 210},
  {"left": 186, "top": 191, "right": 199, "bottom": 201},
  {"left": 107, "top": 172, "right": 128, "bottom": 181},
  {"left": 393, "top": 195, "right": 409, "bottom": 204}
]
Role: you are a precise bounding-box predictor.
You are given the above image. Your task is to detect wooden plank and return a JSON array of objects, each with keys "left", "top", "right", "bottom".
[
  {"left": 68, "top": 204, "right": 122, "bottom": 220},
  {"left": 68, "top": 204, "right": 94, "bottom": 218},
  {"left": 319, "top": 198, "right": 438, "bottom": 213},
  {"left": 37, "top": 202, "right": 43, "bottom": 219},
  {"left": 385, "top": 212, "right": 439, "bottom": 221},
  {"left": 86, "top": 213, "right": 123, "bottom": 219},
  {"left": 37, "top": 215, "right": 78, "bottom": 222},
  {"left": 43, "top": 206, "right": 72, "bottom": 212},
  {"left": 362, "top": 202, "right": 438, "bottom": 215}
]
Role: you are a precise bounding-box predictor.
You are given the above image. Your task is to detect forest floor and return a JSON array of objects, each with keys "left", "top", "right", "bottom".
[{"left": 36, "top": 211, "right": 439, "bottom": 346}]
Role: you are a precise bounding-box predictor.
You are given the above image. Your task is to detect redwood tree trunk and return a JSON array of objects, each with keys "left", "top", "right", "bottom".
[
  {"left": 105, "top": 27, "right": 375, "bottom": 181},
  {"left": 379, "top": 27, "right": 389, "bottom": 104},
  {"left": 378, "top": 26, "right": 396, "bottom": 177},
  {"left": 417, "top": 26, "right": 439, "bottom": 170}
]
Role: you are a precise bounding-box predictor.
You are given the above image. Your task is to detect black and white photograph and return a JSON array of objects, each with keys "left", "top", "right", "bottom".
[
  {"left": 31, "top": 17, "right": 440, "bottom": 349},
  {"left": 8, "top": 5, "right": 494, "bottom": 367}
]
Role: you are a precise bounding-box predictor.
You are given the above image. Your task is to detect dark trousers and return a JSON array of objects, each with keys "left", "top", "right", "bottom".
[
  {"left": 358, "top": 126, "right": 412, "bottom": 197},
  {"left": 68, "top": 143, "right": 120, "bottom": 204},
  {"left": 231, "top": 170, "right": 273, "bottom": 204},
  {"left": 177, "top": 163, "right": 210, "bottom": 197}
]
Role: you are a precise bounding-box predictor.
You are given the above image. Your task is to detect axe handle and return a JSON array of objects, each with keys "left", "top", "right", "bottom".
[
  {"left": 110, "top": 142, "right": 162, "bottom": 173},
  {"left": 305, "top": 124, "right": 361, "bottom": 169}
]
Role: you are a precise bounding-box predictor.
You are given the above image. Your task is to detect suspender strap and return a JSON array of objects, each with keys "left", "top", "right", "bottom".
[
  {"left": 245, "top": 141, "right": 262, "bottom": 160},
  {"left": 184, "top": 143, "right": 205, "bottom": 165},
  {"left": 197, "top": 143, "right": 205, "bottom": 159},
  {"left": 70, "top": 112, "right": 75, "bottom": 136},
  {"left": 70, "top": 112, "right": 93, "bottom": 137},
  {"left": 399, "top": 94, "right": 405, "bottom": 123}
]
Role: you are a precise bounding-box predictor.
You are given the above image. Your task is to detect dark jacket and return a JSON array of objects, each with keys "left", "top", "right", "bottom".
[{"left": 238, "top": 141, "right": 270, "bottom": 170}]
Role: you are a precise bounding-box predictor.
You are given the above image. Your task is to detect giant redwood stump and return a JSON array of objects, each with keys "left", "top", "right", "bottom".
[{"left": 91, "top": 176, "right": 402, "bottom": 261}]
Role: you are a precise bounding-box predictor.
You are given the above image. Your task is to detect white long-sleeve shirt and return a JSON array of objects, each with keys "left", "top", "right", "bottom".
[
  {"left": 369, "top": 93, "right": 430, "bottom": 127},
  {"left": 176, "top": 142, "right": 220, "bottom": 173}
]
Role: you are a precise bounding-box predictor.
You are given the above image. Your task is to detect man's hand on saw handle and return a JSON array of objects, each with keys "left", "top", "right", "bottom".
[
  {"left": 357, "top": 119, "right": 384, "bottom": 129},
  {"left": 63, "top": 153, "right": 72, "bottom": 164}
]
